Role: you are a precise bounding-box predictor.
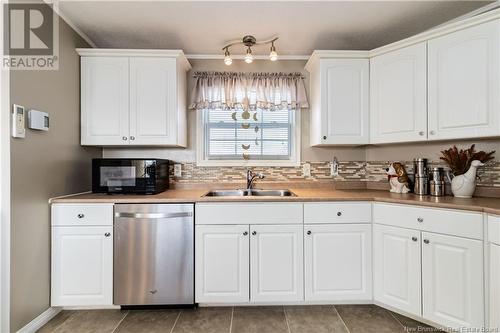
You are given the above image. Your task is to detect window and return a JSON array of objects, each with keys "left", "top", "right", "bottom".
[{"left": 197, "top": 108, "right": 300, "bottom": 166}]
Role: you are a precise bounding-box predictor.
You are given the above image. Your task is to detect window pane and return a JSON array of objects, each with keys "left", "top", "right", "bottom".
[{"left": 204, "top": 108, "right": 293, "bottom": 160}]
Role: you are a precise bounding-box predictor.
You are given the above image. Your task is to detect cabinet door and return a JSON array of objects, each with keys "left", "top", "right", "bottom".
[
  {"left": 304, "top": 224, "right": 372, "bottom": 301},
  {"left": 250, "top": 225, "right": 303, "bottom": 302},
  {"left": 51, "top": 226, "right": 113, "bottom": 306},
  {"left": 129, "top": 57, "right": 178, "bottom": 146},
  {"left": 428, "top": 20, "right": 500, "bottom": 140},
  {"left": 318, "top": 59, "right": 369, "bottom": 145},
  {"left": 370, "top": 42, "right": 427, "bottom": 143},
  {"left": 81, "top": 57, "right": 129, "bottom": 145},
  {"left": 422, "top": 232, "right": 484, "bottom": 329},
  {"left": 490, "top": 244, "right": 500, "bottom": 331},
  {"left": 195, "top": 225, "right": 249, "bottom": 303},
  {"left": 373, "top": 224, "right": 421, "bottom": 316}
]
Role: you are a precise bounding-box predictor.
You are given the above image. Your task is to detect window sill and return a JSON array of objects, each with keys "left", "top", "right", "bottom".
[{"left": 196, "top": 159, "right": 301, "bottom": 167}]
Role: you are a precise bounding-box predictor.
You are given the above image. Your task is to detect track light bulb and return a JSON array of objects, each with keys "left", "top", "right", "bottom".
[
  {"left": 224, "top": 49, "right": 232, "bottom": 65},
  {"left": 269, "top": 43, "right": 278, "bottom": 61},
  {"left": 244, "top": 47, "right": 253, "bottom": 64}
]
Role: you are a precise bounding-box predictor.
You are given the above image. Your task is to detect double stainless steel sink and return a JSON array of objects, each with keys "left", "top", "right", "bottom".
[{"left": 203, "top": 189, "right": 295, "bottom": 197}]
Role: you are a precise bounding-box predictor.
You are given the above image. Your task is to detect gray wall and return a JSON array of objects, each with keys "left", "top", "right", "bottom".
[{"left": 9, "top": 18, "right": 101, "bottom": 331}]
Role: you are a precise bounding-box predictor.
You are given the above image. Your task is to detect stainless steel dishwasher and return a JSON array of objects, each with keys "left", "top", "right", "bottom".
[{"left": 114, "top": 204, "right": 194, "bottom": 306}]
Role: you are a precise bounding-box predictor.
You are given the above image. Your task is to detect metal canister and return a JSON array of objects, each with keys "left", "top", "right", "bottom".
[
  {"left": 413, "top": 158, "right": 428, "bottom": 177},
  {"left": 430, "top": 167, "right": 444, "bottom": 182},
  {"left": 414, "top": 175, "right": 429, "bottom": 196},
  {"left": 430, "top": 180, "right": 445, "bottom": 197}
]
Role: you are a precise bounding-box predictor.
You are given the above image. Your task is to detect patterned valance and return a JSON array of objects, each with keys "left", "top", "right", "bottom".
[{"left": 189, "top": 71, "right": 309, "bottom": 111}]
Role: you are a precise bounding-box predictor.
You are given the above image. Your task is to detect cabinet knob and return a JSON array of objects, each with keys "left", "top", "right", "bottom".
[
  {"left": 412, "top": 236, "right": 418, "bottom": 242},
  {"left": 322, "top": 136, "right": 327, "bottom": 140},
  {"left": 429, "top": 130, "right": 436, "bottom": 135},
  {"left": 252, "top": 231, "right": 257, "bottom": 236},
  {"left": 417, "top": 217, "right": 424, "bottom": 223},
  {"left": 337, "top": 211, "right": 342, "bottom": 217},
  {"left": 130, "top": 136, "right": 135, "bottom": 141},
  {"left": 243, "top": 231, "right": 248, "bottom": 236},
  {"left": 423, "top": 239, "right": 430, "bottom": 244},
  {"left": 122, "top": 136, "right": 127, "bottom": 141},
  {"left": 104, "top": 232, "right": 111, "bottom": 237},
  {"left": 418, "top": 131, "right": 425, "bottom": 136},
  {"left": 77, "top": 213, "right": 84, "bottom": 219},
  {"left": 307, "top": 230, "right": 312, "bottom": 235}
]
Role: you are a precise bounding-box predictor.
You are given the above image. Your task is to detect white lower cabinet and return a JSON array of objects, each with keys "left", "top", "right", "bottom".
[
  {"left": 250, "top": 225, "right": 303, "bottom": 302},
  {"left": 305, "top": 224, "right": 372, "bottom": 301},
  {"left": 51, "top": 226, "right": 113, "bottom": 306},
  {"left": 373, "top": 224, "right": 421, "bottom": 316},
  {"left": 490, "top": 243, "right": 500, "bottom": 330},
  {"left": 422, "top": 232, "right": 484, "bottom": 329},
  {"left": 195, "top": 225, "right": 250, "bottom": 303}
]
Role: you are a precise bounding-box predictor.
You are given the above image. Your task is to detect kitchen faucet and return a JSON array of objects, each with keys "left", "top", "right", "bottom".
[{"left": 246, "top": 169, "right": 265, "bottom": 189}]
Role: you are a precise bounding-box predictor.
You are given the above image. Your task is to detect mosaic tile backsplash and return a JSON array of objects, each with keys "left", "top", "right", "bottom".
[{"left": 169, "top": 161, "right": 500, "bottom": 188}]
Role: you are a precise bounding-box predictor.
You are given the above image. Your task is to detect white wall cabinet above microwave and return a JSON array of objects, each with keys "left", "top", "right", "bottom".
[
  {"left": 305, "top": 54, "right": 369, "bottom": 146},
  {"left": 78, "top": 49, "right": 191, "bottom": 147}
]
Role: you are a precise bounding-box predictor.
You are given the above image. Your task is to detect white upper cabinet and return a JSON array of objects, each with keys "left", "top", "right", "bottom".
[
  {"left": 428, "top": 20, "right": 500, "bottom": 140},
  {"left": 373, "top": 224, "right": 421, "bottom": 317},
  {"left": 129, "top": 57, "right": 179, "bottom": 145},
  {"left": 305, "top": 224, "right": 372, "bottom": 301},
  {"left": 79, "top": 49, "right": 191, "bottom": 147},
  {"left": 250, "top": 224, "right": 303, "bottom": 302},
  {"left": 370, "top": 42, "right": 427, "bottom": 143},
  {"left": 306, "top": 54, "right": 369, "bottom": 146},
  {"left": 422, "top": 232, "right": 484, "bottom": 329},
  {"left": 81, "top": 57, "right": 130, "bottom": 145}
]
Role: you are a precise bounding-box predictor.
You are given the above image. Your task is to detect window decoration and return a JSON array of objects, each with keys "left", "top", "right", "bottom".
[{"left": 190, "top": 71, "right": 308, "bottom": 162}]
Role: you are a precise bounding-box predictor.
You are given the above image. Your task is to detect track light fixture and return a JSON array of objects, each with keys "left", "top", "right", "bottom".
[{"left": 222, "top": 35, "right": 278, "bottom": 65}]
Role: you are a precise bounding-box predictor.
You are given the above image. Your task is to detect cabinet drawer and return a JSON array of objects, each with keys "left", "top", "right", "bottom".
[
  {"left": 52, "top": 203, "right": 114, "bottom": 226},
  {"left": 195, "top": 203, "right": 303, "bottom": 225},
  {"left": 304, "top": 202, "right": 371, "bottom": 223},
  {"left": 373, "top": 203, "right": 483, "bottom": 240},
  {"left": 489, "top": 215, "right": 500, "bottom": 246}
]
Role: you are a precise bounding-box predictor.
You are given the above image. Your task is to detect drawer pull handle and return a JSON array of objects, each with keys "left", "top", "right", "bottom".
[
  {"left": 307, "top": 231, "right": 312, "bottom": 235},
  {"left": 337, "top": 212, "right": 342, "bottom": 217},
  {"left": 417, "top": 217, "right": 424, "bottom": 223},
  {"left": 423, "top": 239, "right": 430, "bottom": 244},
  {"left": 412, "top": 236, "right": 418, "bottom": 242},
  {"left": 252, "top": 231, "right": 257, "bottom": 236},
  {"left": 243, "top": 231, "right": 248, "bottom": 236},
  {"left": 122, "top": 136, "right": 127, "bottom": 141},
  {"left": 77, "top": 213, "right": 84, "bottom": 219},
  {"left": 104, "top": 232, "right": 111, "bottom": 237}
]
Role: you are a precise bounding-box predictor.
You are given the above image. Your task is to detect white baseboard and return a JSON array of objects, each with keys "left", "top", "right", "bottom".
[
  {"left": 17, "top": 307, "right": 62, "bottom": 333},
  {"left": 62, "top": 305, "right": 120, "bottom": 310}
]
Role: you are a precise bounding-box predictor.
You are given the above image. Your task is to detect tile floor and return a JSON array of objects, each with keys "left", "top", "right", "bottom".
[{"left": 38, "top": 305, "right": 443, "bottom": 333}]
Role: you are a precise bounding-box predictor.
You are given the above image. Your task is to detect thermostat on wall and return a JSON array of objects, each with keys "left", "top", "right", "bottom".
[
  {"left": 27, "top": 109, "right": 50, "bottom": 131},
  {"left": 11, "top": 104, "right": 26, "bottom": 138}
]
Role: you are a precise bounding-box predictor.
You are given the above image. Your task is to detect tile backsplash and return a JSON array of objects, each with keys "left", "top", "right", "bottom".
[{"left": 170, "top": 161, "right": 500, "bottom": 188}]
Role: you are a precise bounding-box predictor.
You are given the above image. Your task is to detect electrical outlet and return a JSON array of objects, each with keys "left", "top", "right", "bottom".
[
  {"left": 302, "top": 163, "right": 311, "bottom": 177},
  {"left": 174, "top": 164, "right": 182, "bottom": 177},
  {"left": 331, "top": 160, "right": 339, "bottom": 177}
]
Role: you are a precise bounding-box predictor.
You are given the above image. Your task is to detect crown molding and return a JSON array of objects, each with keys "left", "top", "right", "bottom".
[{"left": 368, "top": 7, "right": 500, "bottom": 58}]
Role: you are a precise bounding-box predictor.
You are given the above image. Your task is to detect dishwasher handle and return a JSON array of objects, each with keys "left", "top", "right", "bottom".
[{"left": 114, "top": 211, "right": 193, "bottom": 219}]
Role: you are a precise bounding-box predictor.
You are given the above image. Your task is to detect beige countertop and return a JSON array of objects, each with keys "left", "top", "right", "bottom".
[{"left": 50, "top": 187, "right": 500, "bottom": 216}]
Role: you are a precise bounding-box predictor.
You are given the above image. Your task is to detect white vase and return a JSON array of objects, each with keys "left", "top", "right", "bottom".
[{"left": 451, "top": 160, "right": 484, "bottom": 198}]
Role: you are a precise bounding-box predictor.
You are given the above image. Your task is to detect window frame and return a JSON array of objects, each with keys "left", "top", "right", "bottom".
[{"left": 196, "top": 108, "right": 301, "bottom": 167}]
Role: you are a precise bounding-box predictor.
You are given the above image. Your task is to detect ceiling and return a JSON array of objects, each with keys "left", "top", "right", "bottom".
[{"left": 58, "top": 1, "right": 494, "bottom": 55}]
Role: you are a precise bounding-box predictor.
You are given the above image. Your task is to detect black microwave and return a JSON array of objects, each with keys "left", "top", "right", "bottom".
[{"left": 92, "top": 159, "right": 170, "bottom": 194}]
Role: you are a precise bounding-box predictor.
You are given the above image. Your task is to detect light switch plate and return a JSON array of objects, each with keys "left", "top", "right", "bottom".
[
  {"left": 302, "top": 163, "right": 311, "bottom": 177},
  {"left": 174, "top": 164, "right": 182, "bottom": 177}
]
